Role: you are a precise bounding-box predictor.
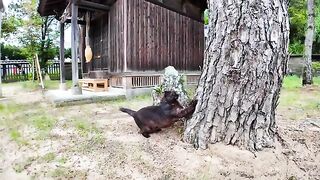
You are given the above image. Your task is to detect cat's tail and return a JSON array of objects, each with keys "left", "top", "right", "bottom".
[{"left": 119, "top": 107, "right": 136, "bottom": 117}]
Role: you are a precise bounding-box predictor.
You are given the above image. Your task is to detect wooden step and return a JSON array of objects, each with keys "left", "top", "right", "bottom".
[{"left": 79, "top": 79, "right": 109, "bottom": 92}]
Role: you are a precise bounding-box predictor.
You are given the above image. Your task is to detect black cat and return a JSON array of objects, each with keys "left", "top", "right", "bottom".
[{"left": 120, "top": 91, "right": 197, "bottom": 138}]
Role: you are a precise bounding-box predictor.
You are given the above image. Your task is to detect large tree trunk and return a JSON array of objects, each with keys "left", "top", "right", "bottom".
[
  {"left": 302, "top": 0, "right": 315, "bottom": 85},
  {"left": 184, "top": 0, "right": 289, "bottom": 151}
]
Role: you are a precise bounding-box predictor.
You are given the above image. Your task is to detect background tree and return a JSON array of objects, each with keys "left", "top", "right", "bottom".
[
  {"left": 302, "top": 0, "right": 315, "bottom": 85},
  {"left": 18, "top": 0, "right": 58, "bottom": 67},
  {"left": 2, "top": 0, "right": 58, "bottom": 68},
  {"left": 1, "top": 15, "right": 21, "bottom": 38},
  {"left": 288, "top": 0, "right": 307, "bottom": 54},
  {"left": 184, "top": 0, "right": 290, "bottom": 151},
  {"left": 64, "top": 48, "right": 72, "bottom": 59},
  {"left": 315, "top": 2, "right": 320, "bottom": 48},
  {"left": 0, "top": 0, "right": 4, "bottom": 98},
  {"left": 0, "top": 44, "right": 27, "bottom": 59},
  {"left": 288, "top": 0, "right": 320, "bottom": 54}
]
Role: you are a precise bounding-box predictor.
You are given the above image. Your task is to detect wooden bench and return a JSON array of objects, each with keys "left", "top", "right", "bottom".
[{"left": 79, "top": 79, "right": 109, "bottom": 92}]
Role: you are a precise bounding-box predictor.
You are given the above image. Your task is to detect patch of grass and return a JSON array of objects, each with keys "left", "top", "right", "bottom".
[
  {"left": 0, "top": 104, "right": 4, "bottom": 111},
  {"left": 9, "top": 129, "right": 21, "bottom": 140},
  {"left": 74, "top": 120, "right": 91, "bottom": 135},
  {"left": 6, "top": 80, "right": 72, "bottom": 91},
  {"left": 279, "top": 86, "right": 320, "bottom": 120},
  {"left": 282, "top": 75, "right": 302, "bottom": 89},
  {"left": 0, "top": 103, "right": 25, "bottom": 115},
  {"left": 279, "top": 88, "right": 320, "bottom": 109},
  {"left": 0, "top": 104, "right": 31, "bottom": 145},
  {"left": 74, "top": 120, "right": 88, "bottom": 132},
  {"left": 49, "top": 167, "right": 69, "bottom": 178},
  {"left": 31, "top": 116, "right": 56, "bottom": 131},
  {"left": 50, "top": 167, "right": 87, "bottom": 179},
  {"left": 9, "top": 129, "right": 29, "bottom": 146},
  {"left": 279, "top": 89, "right": 301, "bottom": 107},
  {"left": 314, "top": 76, "right": 320, "bottom": 86},
  {"left": 77, "top": 134, "right": 105, "bottom": 153},
  {"left": 13, "top": 157, "right": 36, "bottom": 173},
  {"left": 282, "top": 76, "right": 320, "bottom": 89},
  {"left": 40, "top": 152, "right": 56, "bottom": 163},
  {"left": 113, "top": 93, "right": 151, "bottom": 102},
  {"left": 20, "top": 81, "right": 40, "bottom": 91},
  {"left": 0, "top": 103, "right": 45, "bottom": 143},
  {"left": 30, "top": 115, "right": 57, "bottom": 140},
  {"left": 107, "top": 93, "right": 152, "bottom": 109},
  {"left": 57, "top": 157, "right": 67, "bottom": 164},
  {"left": 44, "top": 80, "right": 72, "bottom": 90},
  {"left": 280, "top": 76, "right": 320, "bottom": 120},
  {"left": 73, "top": 119, "right": 101, "bottom": 137}
]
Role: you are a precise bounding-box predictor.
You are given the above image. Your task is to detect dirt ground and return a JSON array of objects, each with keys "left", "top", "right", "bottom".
[{"left": 0, "top": 85, "right": 319, "bottom": 180}]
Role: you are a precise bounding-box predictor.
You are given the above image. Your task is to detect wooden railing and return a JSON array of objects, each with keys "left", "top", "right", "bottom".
[
  {"left": 131, "top": 76, "right": 162, "bottom": 88},
  {"left": 110, "top": 73, "right": 200, "bottom": 89}
]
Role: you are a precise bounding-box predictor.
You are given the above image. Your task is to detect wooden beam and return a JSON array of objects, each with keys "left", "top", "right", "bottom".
[
  {"left": 71, "top": 0, "right": 82, "bottom": 94},
  {"left": 145, "top": 0, "right": 204, "bottom": 22},
  {"left": 65, "top": 19, "right": 86, "bottom": 25},
  {"left": 85, "top": 12, "right": 90, "bottom": 46},
  {"left": 76, "top": 0, "right": 110, "bottom": 11},
  {"left": 123, "top": 0, "right": 127, "bottom": 72},
  {"left": 84, "top": 12, "right": 92, "bottom": 73},
  {"left": 80, "top": 25, "right": 86, "bottom": 75},
  {"left": 59, "top": 23, "right": 66, "bottom": 90}
]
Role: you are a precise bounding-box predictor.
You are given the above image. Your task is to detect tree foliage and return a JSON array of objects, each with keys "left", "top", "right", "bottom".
[
  {"left": 0, "top": 44, "right": 27, "bottom": 59},
  {"left": 1, "top": 16, "right": 21, "bottom": 38},
  {"left": 202, "top": 1, "right": 320, "bottom": 54},
  {"left": 65, "top": 48, "right": 71, "bottom": 59},
  {"left": 289, "top": 0, "right": 320, "bottom": 54},
  {"left": 2, "top": 0, "right": 58, "bottom": 68}
]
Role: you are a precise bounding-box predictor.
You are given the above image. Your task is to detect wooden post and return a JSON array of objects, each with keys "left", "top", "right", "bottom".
[
  {"left": 107, "top": 9, "right": 111, "bottom": 71},
  {"left": 84, "top": 12, "right": 90, "bottom": 73},
  {"left": 123, "top": 0, "right": 127, "bottom": 72},
  {"left": 71, "top": 0, "right": 82, "bottom": 95},
  {"left": 85, "top": 12, "right": 90, "bottom": 46},
  {"left": 32, "top": 59, "right": 35, "bottom": 81},
  {"left": 80, "top": 25, "right": 85, "bottom": 76},
  {"left": 59, "top": 22, "right": 67, "bottom": 90}
]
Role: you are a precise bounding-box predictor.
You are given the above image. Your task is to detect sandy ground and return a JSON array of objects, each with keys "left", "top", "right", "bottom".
[{"left": 0, "top": 86, "right": 319, "bottom": 180}]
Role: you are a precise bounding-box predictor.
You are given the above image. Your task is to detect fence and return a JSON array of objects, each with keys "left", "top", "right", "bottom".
[{"left": 0, "top": 60, "right": 61, "bottom": 82}]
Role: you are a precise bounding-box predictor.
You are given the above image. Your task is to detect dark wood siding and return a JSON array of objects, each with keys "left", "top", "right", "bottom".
[
  {"left": 90, "top": 19, "right": 102, "bottom": 70},
  {"left": 90, "top": 0, "right": 124, "bottom": 72},
  {"left": 87, "top": 0, "right": 204, "bottom": 73},
  {"left": 125, "top": 0, "right": 204, "bottom": 72},
  {"left": 109, "top": 0, "right": 125, "bottom": 72}
]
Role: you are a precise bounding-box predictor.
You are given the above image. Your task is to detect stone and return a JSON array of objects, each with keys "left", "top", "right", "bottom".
[{"left": 152, "top": 66, "right": 190, "bottom": 107}]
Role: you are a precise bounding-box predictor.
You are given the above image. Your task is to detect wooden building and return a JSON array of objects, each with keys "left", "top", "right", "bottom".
[{"left": 38, "top": 0, "right": 207, "bottom": 95}]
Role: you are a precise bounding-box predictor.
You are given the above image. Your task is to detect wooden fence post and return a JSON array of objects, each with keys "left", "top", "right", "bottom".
[{"left": 35, "top": 54, "right": 44, "bottom": 89}]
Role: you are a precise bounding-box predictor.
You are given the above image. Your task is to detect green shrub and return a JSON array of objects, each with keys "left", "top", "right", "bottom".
[
  {"left": 312, "top": 62, "right": 320, "bottom": 75},
  {"left": 289, "top": 41, "right": 304, "bottom": 54}
]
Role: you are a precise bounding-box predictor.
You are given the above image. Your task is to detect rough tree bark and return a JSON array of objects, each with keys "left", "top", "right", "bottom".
[
  {"left": 184, "top": 0, "right": 290, "bottom": 151},
  {"left": 302, "top": 0, "right": 315, "bottom": 85}
]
